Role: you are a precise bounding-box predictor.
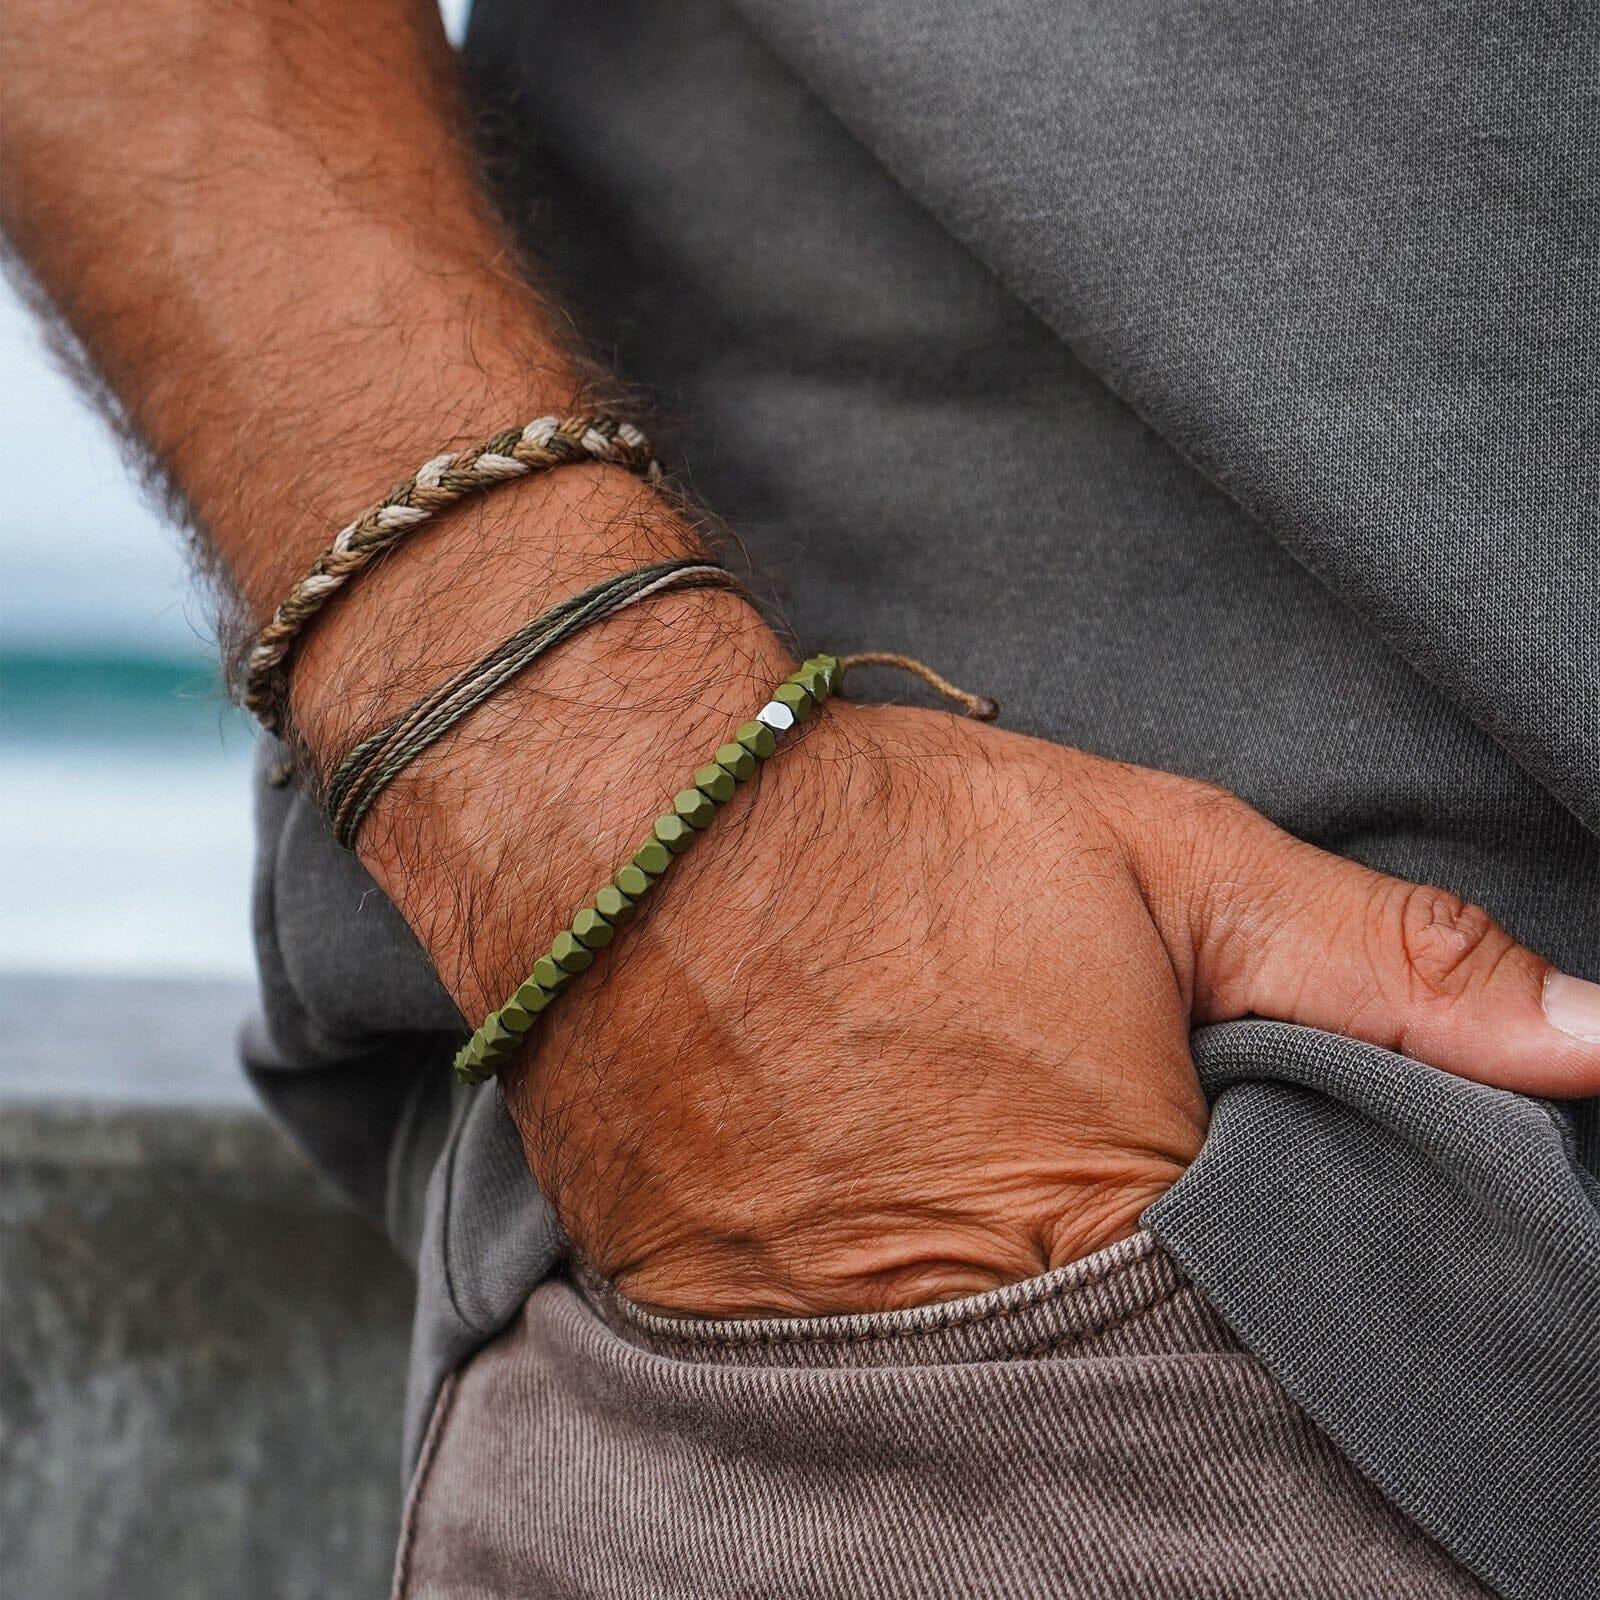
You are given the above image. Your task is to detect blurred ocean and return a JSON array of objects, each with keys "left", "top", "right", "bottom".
[
  {"left": 0, "top": 651, "right": 254, "bottom": 978},
  {"left": 0, "top": 5, "right": 480, "bottom": 1001},
  {"left": 0, "top": 285, "right": 256, "bottom": 982}
]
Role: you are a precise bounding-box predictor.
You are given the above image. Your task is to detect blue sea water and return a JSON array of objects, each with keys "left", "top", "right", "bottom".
[
  {"left": 0, "top": 1, "right": 476, "bottom": 997},
  {"left": 0, "top": 279, "right": 258, "bottom": 983},
  {"left": 0, "top": 649, "right": 256, "bottom": 979}
]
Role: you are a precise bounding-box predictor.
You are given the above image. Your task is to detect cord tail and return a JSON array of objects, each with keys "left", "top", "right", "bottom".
[{"left": 838, "top": 652, "right": 999, "bottom": 721}]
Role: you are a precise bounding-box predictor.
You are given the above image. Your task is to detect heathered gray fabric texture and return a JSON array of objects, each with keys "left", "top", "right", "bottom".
[
  {"left": 1148, "top": 1024, "right": 1600, "bottom": 1599},
  {"left": 393, "top": 1233, "right": 1491, "bottom": 1599},
  {"left": 241, "top": 1, "right": 1600, "bottom": 1596}
]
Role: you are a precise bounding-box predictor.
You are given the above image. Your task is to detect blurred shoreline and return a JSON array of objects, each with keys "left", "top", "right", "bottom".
[
  {"left": 0, "top": 969, "right": 257, "bottom": 1106},
  {"left": 0, "top": 646, "right": 255, "bottom": 980}
]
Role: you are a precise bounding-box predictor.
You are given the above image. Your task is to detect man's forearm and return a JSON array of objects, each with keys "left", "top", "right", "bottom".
[
  {"left": 1, "top": 0, "right": 588, "bottom": 611},
  {"left": 1, "top": 0, "right": 791, "bottom": 1015}
]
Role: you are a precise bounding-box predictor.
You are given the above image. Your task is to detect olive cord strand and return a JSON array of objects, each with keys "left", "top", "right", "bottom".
[
  {"left": 311, "top": 620, "right": 998, "bottom": 846},
  {"left": 244, "top": 413, "right": 1001, "bottom": 835},
  {"left": 325, "top": 559, "right": 718, "bottom": 825}
]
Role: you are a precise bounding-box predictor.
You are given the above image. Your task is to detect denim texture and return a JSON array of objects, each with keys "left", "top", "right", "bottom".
[{"left": 242, "top": 3, "right": 1600, "bottom": 1596}]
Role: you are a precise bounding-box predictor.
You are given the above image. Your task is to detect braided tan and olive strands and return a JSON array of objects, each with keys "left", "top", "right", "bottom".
[
  {"left": 454, "top": 654, "right": 846, "bottom": 1086},
  {"left": 326, "top": 559, "right": 742, "bottom": 849},
  {"left": 243, "top": 415, "right": 662, "bottom": 732}
]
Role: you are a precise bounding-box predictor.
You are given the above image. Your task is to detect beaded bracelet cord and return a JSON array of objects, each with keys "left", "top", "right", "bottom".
[
  {"left": 454, "top": 653, "right": 843, "bottom": 1084},
  {"left": 458, "top": 652, "right": 911, "bottom": 1086},
  {"left": 237, "top": 417, "right": 996, "bottom": 1082}
]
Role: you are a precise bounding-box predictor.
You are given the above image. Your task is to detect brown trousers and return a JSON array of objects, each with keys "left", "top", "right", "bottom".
[{"left": 395, "top": 1232, "right": 1486, "bottom": 1598}]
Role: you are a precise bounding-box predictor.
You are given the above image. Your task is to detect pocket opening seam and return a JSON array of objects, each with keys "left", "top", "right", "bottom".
[
  {"left": 1010, "top": 1278, "right": 1188, "bottom": 1361},
  {"left": 600, "top": 1244, "right": 1182, "bottom": 1358}
]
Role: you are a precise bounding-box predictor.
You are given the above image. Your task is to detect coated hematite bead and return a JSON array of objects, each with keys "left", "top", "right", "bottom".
[
  {"left": 513, "top": 979, "right": 554, "bottom": 1015},
  {"left": 531, "top": 956, "right": 571, "bottom": 991},
  {"left": 773, "top": 681, "right": 814, "bottom": 721},
  {"left": 455, "top": 1045, "right": 492, "bottom": 1086},
  {"left": 552, "top": 931, "right": 594, "bottom": 973},
  {"left": 502, "top": 982, "right": 552, "bottom": 1030},
  {"left": 457, "top": 662, "right": 864, "bottom": 1094},
  {"left": 735, "top": 720, "right": 777, "bottom": 758},
  {"left": 481, "top": 1016, "right": 517, "bottom": 1055},
  {"left": 694, "top": 763, "right": 736, "bottom": 803},
  {"left": 714, "top": 742, "right": 757, "bottom": 780},
  {"left": 480, "top": 1037, "right": 516, "bottom": 1068},
  {"left": 499, "top": 997, "right": 537, "bottom": 1032},
  {"left": 654, "top": 814, "right": 695, "bottom": 854},
  {"left": 674, "top": 788, "right": 716, "bottom": 829},
  {"left": 573, "top": 907, "right": 615, "bottom": 949},
  {"left": 794, "top": 663, "right": 830, "bottom": 702},
  {"left": 595, "top": 884, "right": 636, "bottom": 925},
  {"left": 633, "top": 839, "right": 674, "bottom": 877},
  {"left": 615, "top": 864, "right": 654, "bottom": 899}
]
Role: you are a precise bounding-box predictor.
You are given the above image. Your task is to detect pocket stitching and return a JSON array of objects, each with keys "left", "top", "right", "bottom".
[
  {"left": 597, "top": 1238, "right": 1173, "bottom": 1356},
  {"left": 602, "top": 1273, "right": 1189, "bottom": 1369},
  {"left": 1018, "top": 1277, "right": 1188, "bottom": 1360}
]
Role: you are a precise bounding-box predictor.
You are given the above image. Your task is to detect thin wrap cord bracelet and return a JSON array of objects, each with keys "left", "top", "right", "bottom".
[
  {"left": 325, "top": 559, "right": 741, "bottom": 848},
  {"left": 243, "top": 414, "right": 662, "bottom": 733},
  {"left": 454, "top": 651, "right": 996, "bottom": 1086},
  {"left": 326, "top": 559, "right": 735, "bottom": 844}
]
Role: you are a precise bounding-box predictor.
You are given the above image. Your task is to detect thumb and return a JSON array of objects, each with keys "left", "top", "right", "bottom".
[{"left": 1168, "top": 797, "right": 1600, "bottom": 1098}]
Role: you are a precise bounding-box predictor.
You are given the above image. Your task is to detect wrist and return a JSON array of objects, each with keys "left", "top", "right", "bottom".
[
  {"left": 286, "top": 462, "right": 700, "bottom": 762},
  {"left": 375, "top": 594, "right": 802, "bottom": 1020},
  {"left": 282, "top": 463, "right": 803, "bottom": 1018}
]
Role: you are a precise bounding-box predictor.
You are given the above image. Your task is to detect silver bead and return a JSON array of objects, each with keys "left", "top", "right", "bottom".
[{"left": 756, "top": 700, "right": 796, "bottom": 732}]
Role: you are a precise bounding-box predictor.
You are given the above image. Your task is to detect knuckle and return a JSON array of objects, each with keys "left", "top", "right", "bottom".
[
  {"left": 1140, "top": 770, "right": 1259, "bottom": 869},
  {"left": 1392, "top": 883, "right": 1503, "bottom": 1001},
  {"left": 1168, "top": 774, "right": 1255, "bottom": 829},
  {"left": 1176, "top": 783, "right": 1277, "bottom": 908}
]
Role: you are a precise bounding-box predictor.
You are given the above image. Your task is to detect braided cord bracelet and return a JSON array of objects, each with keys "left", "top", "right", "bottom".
[
  {"left": 243, "top": 414, "right": 661, "bottom": 732},
  {"left": 454, "top": 653, "right": 846, "bottom": 1086},
  {"left": 325, "top": 559, "right": 741, "bottom": 848}
]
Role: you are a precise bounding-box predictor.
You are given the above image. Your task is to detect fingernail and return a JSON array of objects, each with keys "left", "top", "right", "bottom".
[{"left": 1543, "top": 972, "right": 1600, "bottom": 1044}]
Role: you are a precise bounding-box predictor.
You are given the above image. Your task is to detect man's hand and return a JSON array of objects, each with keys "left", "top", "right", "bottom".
[{"left": 479, "top": 696, "right": 1600, "bottom": 1316}]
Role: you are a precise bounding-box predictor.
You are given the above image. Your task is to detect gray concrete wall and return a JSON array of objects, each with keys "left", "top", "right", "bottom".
[{"left": 2, "top": 974, "right": 413, "bottom": 1600}]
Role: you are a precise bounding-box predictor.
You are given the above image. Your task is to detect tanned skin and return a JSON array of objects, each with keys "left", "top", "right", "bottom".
[{"left": 5, "top": 0, "right": 1598, "bottom": 1317}]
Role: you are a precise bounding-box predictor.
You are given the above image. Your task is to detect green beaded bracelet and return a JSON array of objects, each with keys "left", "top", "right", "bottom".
[{"left": 454, "top": 655, "right": 843, "bottom": 1085}]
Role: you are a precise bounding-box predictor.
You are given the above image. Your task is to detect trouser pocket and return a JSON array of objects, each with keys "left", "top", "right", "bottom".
[{"left": 396, "top": 1231, "right": 1488, "bottom": 1600}]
